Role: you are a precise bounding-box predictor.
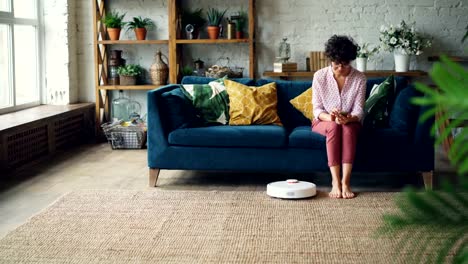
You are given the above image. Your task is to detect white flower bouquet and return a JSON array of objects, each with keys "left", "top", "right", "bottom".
[
  {"left": 379, "top": 20, "right": 432, "bottom": 55},
  {"left": 356, "top": 43, "right": 379, "bottom": 58}
]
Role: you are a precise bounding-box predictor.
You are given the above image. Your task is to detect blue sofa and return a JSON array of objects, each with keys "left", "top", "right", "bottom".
[{"left": 147, "top": 76, "right": 434, "bottom": 188}]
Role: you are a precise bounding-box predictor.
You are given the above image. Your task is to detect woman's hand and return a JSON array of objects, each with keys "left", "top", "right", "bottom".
[
  {"left": 331, "top": 109, "right": 344, "bottom": 124},
  {"left": 336, "top": 113, "right": 358, "bottom": 124},
  {"left": 332, "top": 109, "right": 353, "bottom": 124}
]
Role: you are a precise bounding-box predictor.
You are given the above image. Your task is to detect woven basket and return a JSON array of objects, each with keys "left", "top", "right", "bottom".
[
  {"left": 119, "top": 75, "right": 136, "bottom": 86},
  {"left": 205, "top": 65, "right": 243, "bottom": 78}
]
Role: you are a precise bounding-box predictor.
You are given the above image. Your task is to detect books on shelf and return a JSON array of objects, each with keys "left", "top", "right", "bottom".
[{"left": 273, "top": 62, "right": 297, "bottom": 72}]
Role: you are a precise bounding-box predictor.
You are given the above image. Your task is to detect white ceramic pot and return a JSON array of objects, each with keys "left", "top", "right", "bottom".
[
  {"left": 356, "top": 57, "right": 367, "bottom": 72},
  {"left": 394, "top": 52, "right": 410, "bottom": 72}
]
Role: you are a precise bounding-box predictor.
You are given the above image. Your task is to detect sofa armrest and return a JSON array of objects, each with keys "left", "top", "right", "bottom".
[
  {"left": 147, "top": 84, "right": 180, "bottom": 160},
  {"left": 413, "top": 104, "right": 435, "bottom": 170},
  {"left": 414, "top": 105, "right": 435, "bottom": 146}
]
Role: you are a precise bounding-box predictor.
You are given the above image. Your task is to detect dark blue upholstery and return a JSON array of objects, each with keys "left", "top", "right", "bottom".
[
  {"left": 159, "top": 88, "right": 202, "bottom": 133},
  {"left": 288, "top": 126, "right": 326, "bottom": 150},
  {"left": 389, "top": 85, "right": 421, "bottom": 134},
  {"left": 169, "top": 125, "right": 287, "bottom": 148},
  {"left": 147, "top": 77, "right": 434, "bottom": 176}
]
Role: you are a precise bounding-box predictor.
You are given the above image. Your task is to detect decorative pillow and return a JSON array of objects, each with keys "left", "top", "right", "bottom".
[
  {"left": 289, "top": 88, "right": 313, "bottom": 120},
  {"left": 180, "top": 77, "right": 230, "bottom": 125},
  {"left": 224, "top": 79, "right": 282, "bottom": 126},
  {"left": 364, "top": 75, "right": 394, "bottom": 128}
]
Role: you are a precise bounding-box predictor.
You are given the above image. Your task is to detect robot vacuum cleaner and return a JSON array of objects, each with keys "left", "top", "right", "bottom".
[{"left": 267, "top": 179, "right": 317, "bottom": 199}]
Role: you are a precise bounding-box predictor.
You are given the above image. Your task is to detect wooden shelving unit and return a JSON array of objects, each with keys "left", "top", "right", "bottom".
[
  {"left": 92, "top": 0, "right": 256, "bottom": 132},
  {"left": 93, "top": 0, "right": 170, "bottom": 132},
  {"left": 98, "top": 85, "right": 163, "bottom": 90},
  {"left": 168, "top": 0, "right": 256, "bottom": 83},
  {"left": 263, "top": 70, "right": 428, "bottom": 79},
  {"left": 175, "top": 39, "right": 250, "bottom": 44},
  {"left": 97, "top": 40, "right": 169, "bottom": 45}
]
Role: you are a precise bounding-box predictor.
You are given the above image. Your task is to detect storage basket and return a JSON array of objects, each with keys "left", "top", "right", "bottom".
[
  {"left": 119, "top": 75, "right": 136, "bottom": 86},
  {"left": 101, "top": 123, "right": 147, "bottom": 149},
  {"left": 205, "top": 65, "right": 243, "bottom": 78},
  {"left": 205, "top": 57, "right": 244, "bottom": 78}
]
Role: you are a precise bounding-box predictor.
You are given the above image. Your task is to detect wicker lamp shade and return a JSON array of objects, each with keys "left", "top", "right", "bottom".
[{"left": 150, "top": 50, "right": 169, "bottom": 85}]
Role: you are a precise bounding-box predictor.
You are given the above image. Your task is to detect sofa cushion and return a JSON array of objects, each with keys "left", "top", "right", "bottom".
[
  {"left": 256, "top": 79, "right": 312, "bottom": 129},
  {"left": 289, "top": 88, "right": 313, "bottom": 120},
  {"left": 180, "top": 78, "right": 230, "bottom": 125},
  {"left": 360, "top": 128, "right": 410, "bottom": 149},
  {"left": 181, "top": 76, "right": 255, "bottom": 86},
  {"left": 159, "top": 88, "right": 202, "bottom": 132},
  {"left": 225, "top": 80, "right": 282, "bottom": 126},
  {"left": 288, "top": 126, "right": 326, "bottom": 149},
  {"left": 389, "top": 86, "right": 421, "bottom": 133},
  {"left": 168, "top": 125, "right": 288, "bottom": 148},
  {"left": 364, "top": 76, "right": 394, "bottom": 128}
]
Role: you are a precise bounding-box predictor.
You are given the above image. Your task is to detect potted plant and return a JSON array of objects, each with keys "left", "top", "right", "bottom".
[
  {"left": 355, "top": 42, "right": 379, "bottom": 72},
  {"left": 206, "top": 8, "right": 227, "bottom": 39},
  {"left": 126, "top": 16, "right": 155, "bottom": 40},
  {"left": 235, "top": 10, "right": 248, "bottom": 39},
  {"left": 181, "top": 66, "right": 194, "bottom": 77},
  {"left": 181, "top": 8, "right": 206, "bottom": 39},
  {"left": 117, "top": 64, "right": 142, "bottom": 85},
  {"left": 379, "top": 20, "right": 432, "bottom": 72},
  {"left": 102, "top": 10, "right": 126, "bottom": 41}
]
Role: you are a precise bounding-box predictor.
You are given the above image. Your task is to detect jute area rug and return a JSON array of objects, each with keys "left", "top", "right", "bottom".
[{"left": 0, "top": 190, "right": 406, "bottom": 263}]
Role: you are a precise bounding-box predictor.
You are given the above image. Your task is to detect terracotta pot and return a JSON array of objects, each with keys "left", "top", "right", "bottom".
[
  {"left": 107, "top": 28, "right": 121, "bottom": 41},
  {"left": 207, "top": 26, "right": 220, "bottom": 40},
  {"left": 134, "top": 28, "right": 147, "bottom": 40},
  {"left": 236, "top": 31, "right": 244, "bottom": 39}
]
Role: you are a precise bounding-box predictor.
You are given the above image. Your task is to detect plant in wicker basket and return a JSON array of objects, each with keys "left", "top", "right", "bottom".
[
  {"left": 117, "top": 64, "right": 142, "bottom": 86},
  {"left": 206, "top": 8, "right": 227, "bottom": 39}
]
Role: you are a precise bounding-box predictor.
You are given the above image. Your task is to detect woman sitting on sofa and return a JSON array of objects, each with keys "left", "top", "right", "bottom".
[{"left": 312, "top": 35, "right": 367, "bottom": 199}]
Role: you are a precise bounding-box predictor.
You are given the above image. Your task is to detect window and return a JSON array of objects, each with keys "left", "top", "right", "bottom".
[{"left": 0, "top": 0, "right": 41, "bottom": 114}]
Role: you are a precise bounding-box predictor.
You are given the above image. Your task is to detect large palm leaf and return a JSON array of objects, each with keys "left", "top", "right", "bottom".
[{"left": 378, "top": 55, "right": 468, "bottom": 263}]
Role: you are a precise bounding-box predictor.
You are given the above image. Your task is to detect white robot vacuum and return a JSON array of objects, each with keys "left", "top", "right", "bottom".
[{"left": 267, "top": 179, "right": 317, "bottom": 199}]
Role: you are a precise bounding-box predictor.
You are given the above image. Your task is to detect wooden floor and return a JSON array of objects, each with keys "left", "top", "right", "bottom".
[{"left": 0, "top": 143, "right": 454, "bottom": 239}]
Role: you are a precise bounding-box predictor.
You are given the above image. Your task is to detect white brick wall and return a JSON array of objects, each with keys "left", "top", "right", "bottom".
[
  {"left": 72, "top": 0, "right": 467, "bottom": 114},
  {"left": 43, "top": 0, "right": 71, "bottom": 104}
]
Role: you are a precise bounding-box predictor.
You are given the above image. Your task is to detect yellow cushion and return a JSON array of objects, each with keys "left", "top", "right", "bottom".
[
  {"left": 224, "top": 79, "right": 282, "bottom": 126},
  {"left": 289, "top": 88, "right": 314, "bottom": 120}
]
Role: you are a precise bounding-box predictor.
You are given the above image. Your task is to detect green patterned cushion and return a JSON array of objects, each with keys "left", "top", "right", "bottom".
[
  {"left": 364, "top": 75, "right": 394, "bottom": 128},
  {"left": 180, "top": 77, "right": 230, "bottom": 125}
]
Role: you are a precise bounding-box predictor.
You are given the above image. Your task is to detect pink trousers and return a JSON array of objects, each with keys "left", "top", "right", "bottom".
[{"left": 312, "top": 120, "right": 361, "bottom": 167}]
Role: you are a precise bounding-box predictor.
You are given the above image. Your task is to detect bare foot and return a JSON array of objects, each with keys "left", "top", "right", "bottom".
[
  {"left": 329, "top": 184, "right": 342, "bottom": 198},
  {"left": 341, "top": 185, "right": 355, "bottom": 199}
]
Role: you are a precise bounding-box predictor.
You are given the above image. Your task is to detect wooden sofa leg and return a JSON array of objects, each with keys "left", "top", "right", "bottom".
[
  {"left": 149, "top": 168, "right": 160, "bottom": 187},
  {"left": 422, "top": 171, "right": 433, "bottom": 190}
]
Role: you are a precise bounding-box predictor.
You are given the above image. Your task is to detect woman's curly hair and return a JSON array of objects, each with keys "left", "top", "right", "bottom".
[{"left": 324, "top": 35, "right": 358, "bottom": 64}]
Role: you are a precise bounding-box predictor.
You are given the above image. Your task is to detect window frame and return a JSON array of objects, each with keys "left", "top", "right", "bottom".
[{"left": 0, "top": 0, "right": 43, "bottom": 115}]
